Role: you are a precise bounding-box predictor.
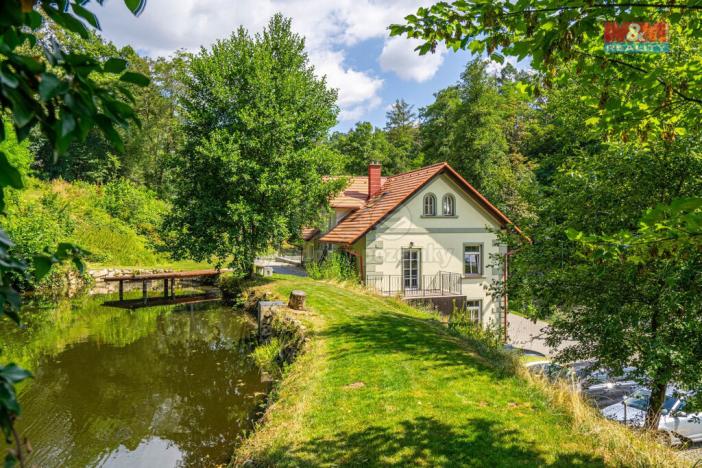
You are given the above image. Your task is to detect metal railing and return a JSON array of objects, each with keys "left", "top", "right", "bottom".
[{"left": 365, "top": 271, "right": 462, "bottom": 297}]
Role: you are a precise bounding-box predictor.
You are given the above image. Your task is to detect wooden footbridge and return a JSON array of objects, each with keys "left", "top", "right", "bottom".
[{"left": 104, "top": 269, "right": 226, "bottom": 301}]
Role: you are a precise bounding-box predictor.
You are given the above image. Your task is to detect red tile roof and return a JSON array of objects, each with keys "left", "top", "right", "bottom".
[
  {"left": 327, "top": 176, "right": 387, "bottom": 209},
  {"left": 319, "top": 162, "right": 522, "bottom": 245},
  {"left": 301, "top": 227, "right": 320, "bottom": 241}
]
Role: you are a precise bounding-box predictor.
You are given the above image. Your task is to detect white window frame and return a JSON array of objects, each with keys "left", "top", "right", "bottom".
[
  {"left": 442, "top": 194, "right": 455, "bottom": 216},
  {"left": 465, "top": 299, "right": 482, "bottom": 323},
  {"left": 463, "top": 243, "right": 483, "bottom": 277},
  {"left": 423, "top": 193, "right": 436, "bottom": 216}
]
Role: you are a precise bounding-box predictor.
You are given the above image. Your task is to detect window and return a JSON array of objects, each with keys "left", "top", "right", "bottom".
[
  {"left": 466, "top": 300, "right": 482, "bottom": 323},
  {"left": 423, "top": 194, "right": 436, "bottom": 216},
  {"left": 442, "top": 194, "right": 455, "bottom": 216},
  {"left": 464, "top": 244, "right": 482, "bottom": 276}
]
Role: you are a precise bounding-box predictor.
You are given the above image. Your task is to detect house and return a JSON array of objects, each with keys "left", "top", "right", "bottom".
[{"left": 302, "top": 162, "right": 522, "bottom": 327}]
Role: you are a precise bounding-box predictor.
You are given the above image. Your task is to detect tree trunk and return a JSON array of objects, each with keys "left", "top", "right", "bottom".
[
  {"left": 288, "top": 290, "right": 307, "bottom": 310},
  {"left": 645, "top": 378, "right": 668, "bottom": 430}
]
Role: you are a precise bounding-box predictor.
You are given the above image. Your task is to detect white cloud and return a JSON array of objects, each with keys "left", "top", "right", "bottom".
[
  {"left": 379, "top": 36, "right": 445, "bottom": 82},
  {"left": 87, "top": 0, "right": 436, "bottom": 122},
  {"left": 485, "top": 56, "right": 519, "bottom": 76}
]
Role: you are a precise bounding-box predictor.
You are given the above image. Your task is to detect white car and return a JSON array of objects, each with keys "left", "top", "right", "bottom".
[{"left": 602, "top": 387, "right": 702, "bottom": 443}]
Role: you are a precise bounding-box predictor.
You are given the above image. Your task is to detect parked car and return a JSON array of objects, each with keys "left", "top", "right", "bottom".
[
  {"left": 525, "top": 360, "right": 639, "bottom": 408},
  {"left": 602, "top": 387, "right": 702, "bottom": 443}
]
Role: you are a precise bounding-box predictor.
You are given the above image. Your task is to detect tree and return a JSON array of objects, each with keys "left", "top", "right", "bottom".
[
  {"left": 394, "top": 0, "right": 702, "bottom": 428},
  {"left": 329, "top": 122, "right": 391, "bottom": 174},
  {"left": 384, "top": 99, "right": 422, "bottom": 173},
  {"left": 165, "top": 15, "right": 344, "bottom": 276},
  {"left": 385, "top": 98, "right": 416, "bottom": 129},
  {"left": 0, "top": 1, "right": 148, "bottom": 464},
  {"left": 391, "top": 1, "right": 702, "bottom": 140},
  {"left": 507, "top": 136, "right": 702, "bottom": 429},
  {"left": 29, "top": 30, "right": 183, "bottom": 195}
]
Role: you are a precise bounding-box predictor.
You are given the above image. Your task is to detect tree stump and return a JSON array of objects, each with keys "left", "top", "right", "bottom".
[{"left": 288, "top": 290, "right": 307, "bottom": 310}]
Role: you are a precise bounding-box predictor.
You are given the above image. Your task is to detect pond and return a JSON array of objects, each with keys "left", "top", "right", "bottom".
[{"left": 0, "top": 292, "right": 269, "bottom": 467}]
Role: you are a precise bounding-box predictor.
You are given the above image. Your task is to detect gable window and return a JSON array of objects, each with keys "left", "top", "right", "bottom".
[
  {"left": 464, "top": 244, "right": 482, "bottom": 276},
  {"left": 423, "top": 194, "right": 436, "bottom": 216},
  {"left": 442, "top": 194, "right": 455, "bottom": 216},
  {"left": 466, "top": 300, "right": 482, "bottom": 323}
]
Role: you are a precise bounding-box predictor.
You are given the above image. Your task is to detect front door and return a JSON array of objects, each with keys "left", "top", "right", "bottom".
[{"left": 402, "top": 249, "right": 420, "bottom": 291}]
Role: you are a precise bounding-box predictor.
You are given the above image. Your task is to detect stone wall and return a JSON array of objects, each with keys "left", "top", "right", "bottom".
[{"left": 256, "top": 301, "right": 308, "bottom": 366}]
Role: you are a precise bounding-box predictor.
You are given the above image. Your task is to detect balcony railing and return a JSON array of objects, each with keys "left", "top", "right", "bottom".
[{"left": 365, "top": 271, "right": 462, "bottom": 297}]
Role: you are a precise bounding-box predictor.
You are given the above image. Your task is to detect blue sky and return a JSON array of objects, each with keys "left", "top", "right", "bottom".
[
  {"left": 343, "top": 38, "right": 474, "bottom": 131},
  {"left": 89, "top": 0, "right": 495, "bottom": 132}
]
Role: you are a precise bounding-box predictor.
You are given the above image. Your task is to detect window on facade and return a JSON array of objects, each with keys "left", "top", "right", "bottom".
[
  {"left": 466, "top": 300, "right": 482, "bottom": 323},
  {"left": 442, "top": 194, "right": 455, "bottom": 216},
  {"left": 423, "top": 194, "right": 436, "bottom": 216},
  {"left": 464, "top": 244, "right": 482, "bottom": 276}
]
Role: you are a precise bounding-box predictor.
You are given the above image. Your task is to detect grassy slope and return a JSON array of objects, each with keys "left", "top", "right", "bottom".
[
  {"left": 235, "top": 276, "right": 668, "bottom": 467},
  {"left": 14, "top": 180, "right": 212, "bottom": 271}
]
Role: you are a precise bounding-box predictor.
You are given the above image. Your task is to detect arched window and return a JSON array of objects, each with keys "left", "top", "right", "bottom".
[
  {"left": 423, "top": 193, "right": 436, "bottom": 216},
  {"left": 442, "top": 194, "right": 455, "bottom": 216}
]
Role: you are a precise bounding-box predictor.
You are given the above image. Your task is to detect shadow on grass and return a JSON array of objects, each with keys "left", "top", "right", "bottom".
[
  {"left": 259, "top": 416, "right": 606, "bottom": 467},
  {"left": 318, "top": 309, "right": 513, "bottom": 378}
]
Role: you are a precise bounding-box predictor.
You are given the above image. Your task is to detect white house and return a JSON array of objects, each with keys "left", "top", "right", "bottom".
[{"left": 302, "top": 162, "right": 523, "bottom": 327}]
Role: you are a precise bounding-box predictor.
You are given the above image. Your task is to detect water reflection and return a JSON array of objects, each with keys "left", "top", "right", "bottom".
[{"left": 0, "top": 293, "right": 267, "bottom": 467}]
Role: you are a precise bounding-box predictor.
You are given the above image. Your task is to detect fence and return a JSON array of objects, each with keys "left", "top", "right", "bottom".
[{"left": 365, "top": 271, "right": 461, "bottom": 297}]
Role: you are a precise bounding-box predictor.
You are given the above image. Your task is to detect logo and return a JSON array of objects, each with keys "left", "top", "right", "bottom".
[{"left": 604, "top": 22, "right": 669, "bottom": 53}]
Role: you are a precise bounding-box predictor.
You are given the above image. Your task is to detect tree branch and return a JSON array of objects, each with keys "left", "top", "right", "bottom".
[{"left": 574, "top": 50, "right": 702, "bottom": 106}]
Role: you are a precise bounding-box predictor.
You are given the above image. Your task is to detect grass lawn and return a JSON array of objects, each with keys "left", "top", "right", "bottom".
[{"left": 234, "top": 275, "right": 661, "bottom": 467}]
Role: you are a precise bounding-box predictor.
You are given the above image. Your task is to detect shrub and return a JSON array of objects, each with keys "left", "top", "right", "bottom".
[
  {"left": 251, "top": 337, "right": 284, "bottom": 377},
  {"left": 305, "top": 251, "right": 358, "bottom": 281},
  {"left": 447, "top": 305, "right": 517, "bottom": 374},
  {"left": 99, "top": 178, "right": 167, "bottom": 240}
]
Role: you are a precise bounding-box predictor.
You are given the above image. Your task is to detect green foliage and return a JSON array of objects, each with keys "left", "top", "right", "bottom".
[
  {"left": 504, "top": 136, "right": 702, "bottom": 429},
  {"left": 251, "top": 337, "right": 284, "bottom": 377},
  {"left": 165, "top": 15, "right": 344, "bottom": 275},
  {"left": 384, "top": 99, "right": 423, "bottom": 173},
  {"left": 29, "top": 30, "right": 182, "bottom": 194},
  {"left": 329, "top": 122, "right": 392, "bottom": 174},
  {"left": 3, "top": 179, "right": 171, "bottom": 272},
  {"left": 448, "top": 306, "right": 512, "bottom": 370},
  {"left": 100, "top": 178, "right": 166, "bottom": 239},
  {"left": 395, "top": 0, "right": 702, "bottom": 429},
  {"left": 391, "top": 1, "right": 702, "bottom": 140},
  {"left": 327, "top": 100, "right": 423, "bottom": 176},
  {"left": 305, "top": 251, "right": 358, "bottom": 282},
  {"left": 0, "top": 1, "right": 148, "bottom": 463}
]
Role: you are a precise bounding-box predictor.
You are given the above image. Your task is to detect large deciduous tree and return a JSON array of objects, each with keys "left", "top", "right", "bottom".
[
  {"left": 394, "top": 1, "right": 702, "bottom": 428},
  {"left": 329, "top": 122, "right": 391, "bottom": 175},
  {"left": 165, "top": 15, "right": 343, "bottom": 275}
]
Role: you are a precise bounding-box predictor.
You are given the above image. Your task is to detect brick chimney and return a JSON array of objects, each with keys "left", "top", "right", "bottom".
[{"left": 368, "top": 161, "right": 382, "bottom": 199}]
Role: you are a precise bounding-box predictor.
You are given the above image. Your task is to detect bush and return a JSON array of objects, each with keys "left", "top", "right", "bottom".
[
  {"left": 251, "top": 337, "right": 284, "bottom": 377},
  {"left": 99, "top": 178, "right": 167, "bottom": 240},
  {"left": 447, "top": 305, "right": 517, "bottom": 374},
  {"left": 2, "top": 178, "right": 173, "bottom": 288},
  {"left": 305, "top": 251, "right": 358, "bottom": 281}
]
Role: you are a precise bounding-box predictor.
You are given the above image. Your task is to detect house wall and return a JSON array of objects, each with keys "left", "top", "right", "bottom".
[
  {"left": 302, "top": 208, "right": 354, "bottom": 264},
  {"left": 365, "top": 173, "right": 506, "bottom": 327}
]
